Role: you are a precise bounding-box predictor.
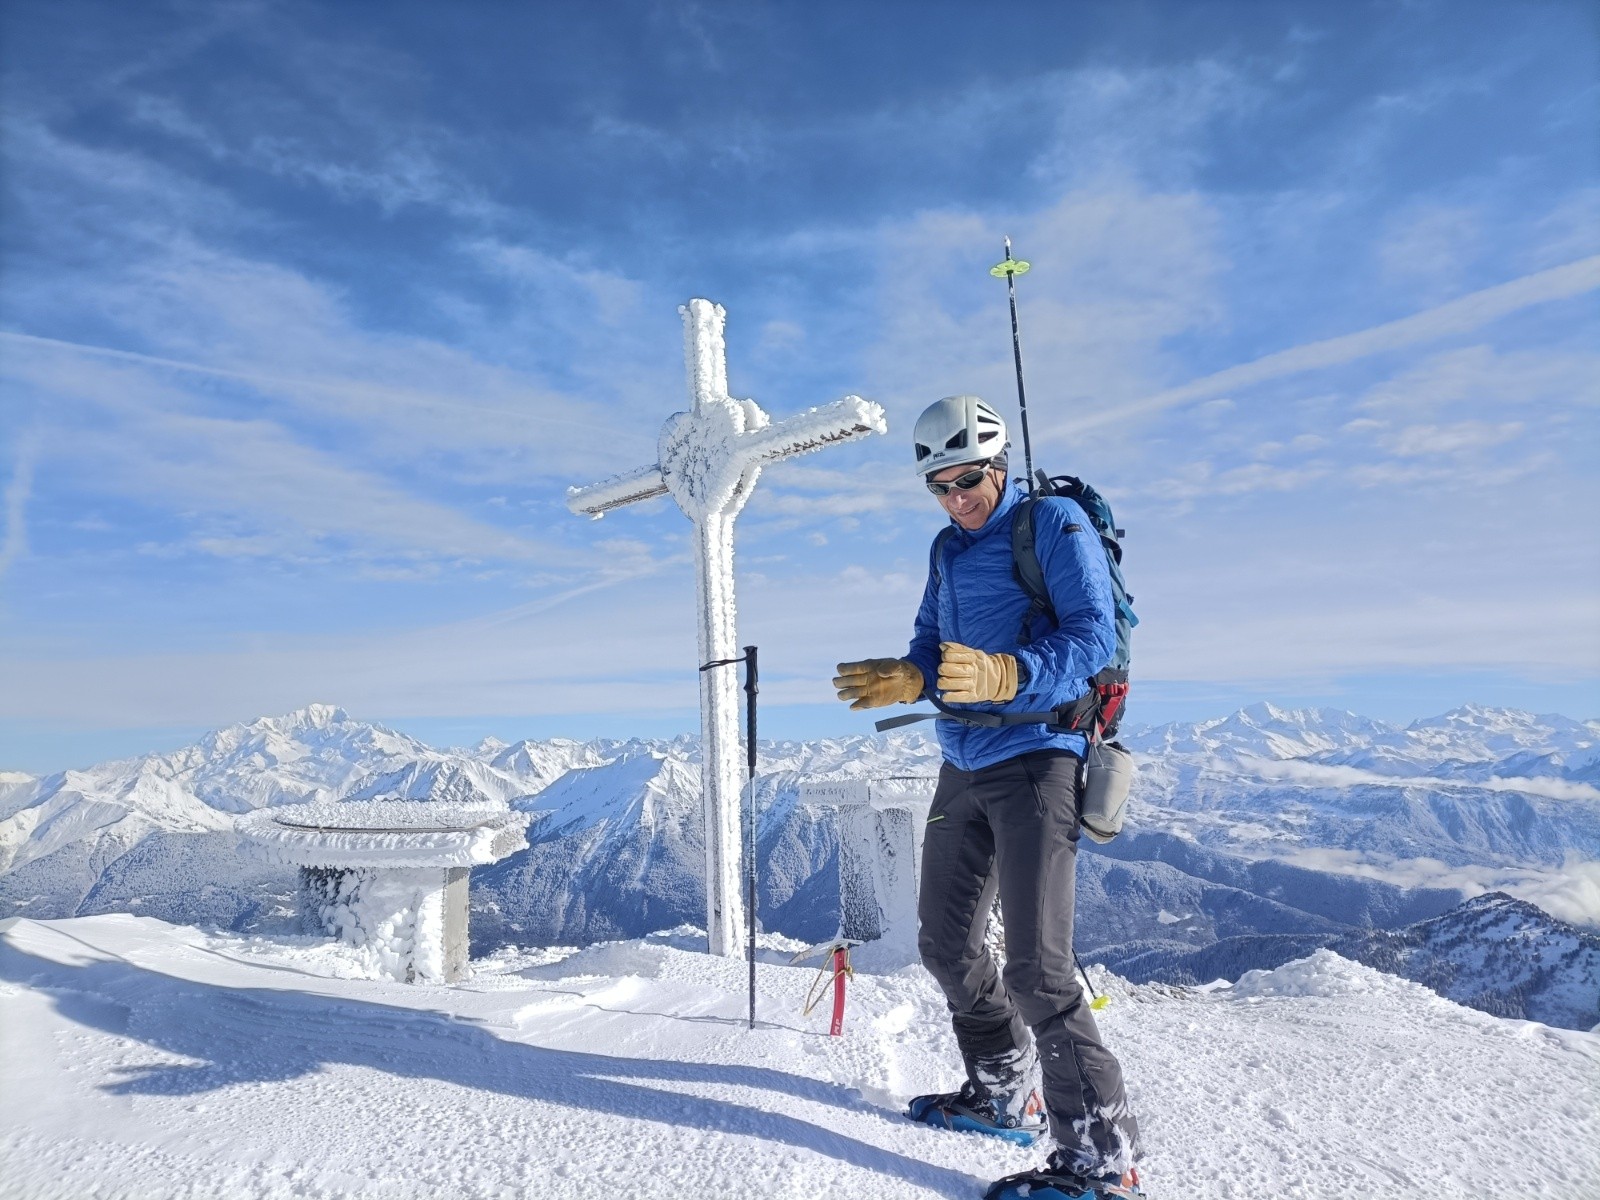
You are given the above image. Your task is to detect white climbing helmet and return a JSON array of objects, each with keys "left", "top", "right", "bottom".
[{"left": 912, "top": 395, "right": 1009, "bottom": 477}]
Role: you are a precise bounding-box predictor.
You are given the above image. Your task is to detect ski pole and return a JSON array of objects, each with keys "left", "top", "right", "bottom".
[
  {"left": 989, "top": 238, "right": 1036, "bottom": 493},
  {"left": 742, "top": 645, "right": 758, "bottom": 1031},
  {"left": 1073, "top": 947, "right": 1110, "bottom": 1012},
  {"left": 698, "top": 646, "right": 761, "bottom": 1029}
]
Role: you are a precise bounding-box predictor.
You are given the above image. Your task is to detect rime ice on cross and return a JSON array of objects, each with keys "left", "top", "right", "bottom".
[{"left": 568, "top": 299, "right": 887, "bottom": 958}]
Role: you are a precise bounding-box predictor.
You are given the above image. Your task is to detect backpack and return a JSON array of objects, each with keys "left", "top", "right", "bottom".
[
  {"left": 1011, "top": 472, "right": 1137, "bottom": 741},
  {"left": 917, "top": 471, "right": 1137, "bottom": 741}
]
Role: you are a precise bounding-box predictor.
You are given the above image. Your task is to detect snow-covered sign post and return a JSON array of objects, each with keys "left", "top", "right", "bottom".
[
  {"left": 568, "top": 299, "right": 886, "bottom": 957},
  {"left": 799, "top": 776, "right": 938, "bottom": 968}
]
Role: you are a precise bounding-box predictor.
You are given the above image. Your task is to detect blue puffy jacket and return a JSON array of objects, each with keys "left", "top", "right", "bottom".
[{"left": 903, "top": 480, "right": 1116, "bottom": 771}]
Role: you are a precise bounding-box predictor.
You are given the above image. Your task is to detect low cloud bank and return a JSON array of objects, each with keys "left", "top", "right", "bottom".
[
  {"left": 1241, "top": 756, "right": 1600, "bottom": 803},
  {"left": 1283, "top": 847, "right": 1600, "bottom": 929}
]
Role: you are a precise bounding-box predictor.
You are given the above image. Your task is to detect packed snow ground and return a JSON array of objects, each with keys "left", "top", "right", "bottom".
[{"left": 3, "top": 915, "right": 1597, "bottom": 1199}]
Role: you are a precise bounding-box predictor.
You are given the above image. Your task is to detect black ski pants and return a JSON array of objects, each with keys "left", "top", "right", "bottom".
[{"left": 917, "top": 747, "right": 1139, "bottom": 1170}]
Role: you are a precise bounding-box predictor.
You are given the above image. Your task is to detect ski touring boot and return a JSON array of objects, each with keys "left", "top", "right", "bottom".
[
  {"left": 983, "top": 1151, "right": 1144, "bottom": 1200},
  {"left": 905, "top": 1078, "right": 1048, "bottom": 1148}
]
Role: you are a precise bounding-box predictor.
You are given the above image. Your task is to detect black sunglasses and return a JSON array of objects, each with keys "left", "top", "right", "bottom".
[{"left": 926, "top": 464, "right": 994, "bottom": 496}]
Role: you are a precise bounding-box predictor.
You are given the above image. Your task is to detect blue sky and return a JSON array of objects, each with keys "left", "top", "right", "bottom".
[{"left": 1, "top": 0, "right": 1596, "bottom": 772}]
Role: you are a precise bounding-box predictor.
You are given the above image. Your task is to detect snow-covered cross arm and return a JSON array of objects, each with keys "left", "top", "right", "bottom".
[
  {"left": 565, "top": 298, "right": 886, "bottom": 956},
  {"left": 564, "top": 396, "right": 882, "bottom": 519},
  {"left": 566, "top": 463, "right": 669, "bottom": 519},
  {"left": 741, "top": 396, "right": 886, "bottom": 466}
]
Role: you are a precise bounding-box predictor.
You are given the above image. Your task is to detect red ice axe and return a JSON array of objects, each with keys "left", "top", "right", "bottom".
[{"left": 796, "top": 937, "right": 861, "bottom": 1036}]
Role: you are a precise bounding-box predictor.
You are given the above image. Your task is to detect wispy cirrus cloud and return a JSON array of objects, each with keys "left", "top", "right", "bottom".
[
  {"left": 861, "top": 183, "right": 1227, "bottom": 441},
  {"left": 1069, "top": 254, "right": 1600, "bottom": 436},
  {"left": 1379, "top": 421, "right": 1523, "bottom": 457},
  {"left": 70, "top": 394, "right": 571, "bottom": 569},
  {"left": 0, "top": 338, "right": 612, "bottom": 573},
  {"left": 102, "top": 5, "right": 505, "bottom": 222},
  {"left": 1, "top": 315, "right": 640, "bottom": 485}
]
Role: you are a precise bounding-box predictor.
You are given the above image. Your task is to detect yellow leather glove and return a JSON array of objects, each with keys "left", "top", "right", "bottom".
[
  {"left": 937, "top": 642, "right": 1019, "bottom": 704},
  {"left": 833, "top": 658, "right": 925, "bottom": 710}
]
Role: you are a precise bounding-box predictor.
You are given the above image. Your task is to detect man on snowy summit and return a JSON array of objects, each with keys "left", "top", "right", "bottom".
[{"left": 833, "top": 395, "right": 1142, "bottom": 1200}]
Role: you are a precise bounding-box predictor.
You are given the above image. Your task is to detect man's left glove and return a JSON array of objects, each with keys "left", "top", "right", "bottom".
[
  {"left": 937, "top": 641, "right": 1020, "bottom": 704},
  {"left": 833, "top": 658, "right": 925, "bottom": 710}
]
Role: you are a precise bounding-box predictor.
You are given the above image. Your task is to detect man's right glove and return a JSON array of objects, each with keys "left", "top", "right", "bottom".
[{"left": 832, "top": 658, "right": 925, "bottom": 710}]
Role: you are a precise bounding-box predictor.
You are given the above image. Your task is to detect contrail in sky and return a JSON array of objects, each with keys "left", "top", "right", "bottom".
[
  {"left": 0, "top": 330, "right": 618, "bottom": 439},
  {"left": 1065, "top": 253, "right": 1600, "bottom": 434}
]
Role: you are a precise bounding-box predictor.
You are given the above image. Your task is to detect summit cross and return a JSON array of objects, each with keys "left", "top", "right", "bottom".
[{"left": 568, "top": 299, "right": 887, "bottom": 957}]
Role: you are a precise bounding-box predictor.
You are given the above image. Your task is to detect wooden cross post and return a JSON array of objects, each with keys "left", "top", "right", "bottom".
[{"left": 568, "top": 299, "right": 886, "bottom": 957}]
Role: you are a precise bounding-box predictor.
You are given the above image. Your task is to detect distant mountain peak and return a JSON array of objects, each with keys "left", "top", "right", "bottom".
[
  {"left": 267, "top": 704, "right": 352, "bottom": 731},
  {"left": 1235, "top": 701, "right": 1377, "bottom": 729},
  {"left": 1410, "top": 704, "right": 1553, "bottom": 731},
  {"left": 344, "top": 757, "right": 520, "bottom": 808},
  {"left": 1445, "top": 890, "right": 1581, "bottom": 933},
  {"left": 1240, "top": 701, "right": 1294, "bottom": 723}
]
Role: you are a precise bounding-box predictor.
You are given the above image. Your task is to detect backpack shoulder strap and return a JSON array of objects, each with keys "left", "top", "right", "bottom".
[
  {"left": 929, "top": 525, "right": 955, "bottom": 589},
  {"left": 1010, "top": 496, "right": 1051, "bottom": 618}
]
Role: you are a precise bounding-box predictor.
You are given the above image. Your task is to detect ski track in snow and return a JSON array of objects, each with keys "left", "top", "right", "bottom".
[{"left": 2, "top": 915, "right": 1598, "bottom": 1200}]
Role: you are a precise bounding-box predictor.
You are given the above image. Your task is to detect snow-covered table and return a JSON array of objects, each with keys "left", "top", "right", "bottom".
[{"left": 237, "top": 801, "right": 530, "bottom": 983}]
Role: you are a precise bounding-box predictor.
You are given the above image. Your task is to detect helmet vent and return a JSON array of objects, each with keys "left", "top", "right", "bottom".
[{"left": 944, "top": 430, "right": 967, "bottom": 450}]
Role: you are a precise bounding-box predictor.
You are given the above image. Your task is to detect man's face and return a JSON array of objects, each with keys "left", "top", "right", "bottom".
[{"left": 929, "top": 461, "right": 1005, "bottom": 531}]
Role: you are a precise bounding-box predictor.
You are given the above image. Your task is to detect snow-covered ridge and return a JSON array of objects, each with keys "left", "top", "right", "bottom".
[
  {"left": 1118, "top": 702, "right": 1600, "bottom": 925},
  {"left": 3, "top": 701, "right": 1596, "bottom": 886},
  {"left": 1109, "top": 891, "right": 1600, "bottom": 1030},
  {"left": 1124, "top": 701, "right": 1600, "bottom": 782}
]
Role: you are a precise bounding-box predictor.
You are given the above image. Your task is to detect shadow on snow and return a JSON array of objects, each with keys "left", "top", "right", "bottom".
[{"left": 0, "top": 935, "right": 979, "bottom": 1196}]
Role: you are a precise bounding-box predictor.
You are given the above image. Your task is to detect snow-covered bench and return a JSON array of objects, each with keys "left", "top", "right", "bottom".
[{"left": 238, "top": 801, "right": 530, "bottom": 983}]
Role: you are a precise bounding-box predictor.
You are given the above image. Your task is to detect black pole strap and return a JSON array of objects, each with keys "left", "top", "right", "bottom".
[{"left": 872, "top": 691, "right": 1061, "bottom": 733}]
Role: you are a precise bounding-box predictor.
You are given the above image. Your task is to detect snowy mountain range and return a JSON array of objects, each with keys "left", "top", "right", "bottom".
[{"left": 2, "top": 702, "right": 1596, "bottom": 1029}]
